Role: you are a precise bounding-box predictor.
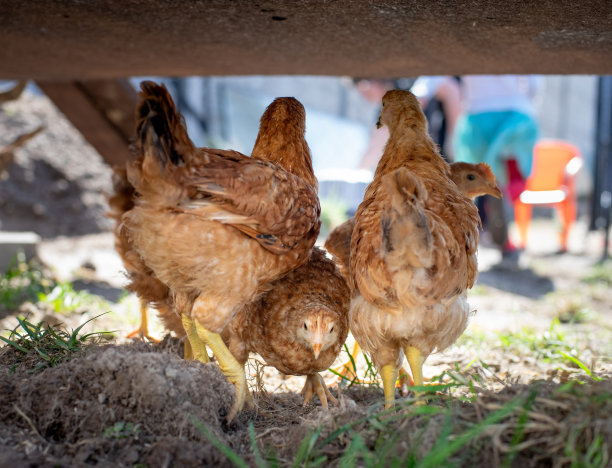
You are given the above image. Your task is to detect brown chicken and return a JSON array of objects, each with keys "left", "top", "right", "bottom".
[
  {"left": 121, "top": 82, "right": 320, "bottom": 420},
  {"left": 349, "top": 90, "right": 482, "bottom": 407},
  {"left": 325, "top": 161, "right": 501, "bottom": 381},
  {"left": 222, "top": 246, "right": 349, "bottom": 408}
]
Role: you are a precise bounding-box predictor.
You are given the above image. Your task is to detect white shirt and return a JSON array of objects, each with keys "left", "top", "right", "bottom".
[
  {"left": 411, "top": 75, "right": 541, "bottom": 116},
  {"left": 460, "top": 75, "right": 540, "bottom": 115}
]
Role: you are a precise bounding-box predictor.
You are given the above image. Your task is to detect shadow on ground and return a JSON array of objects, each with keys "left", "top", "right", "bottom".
[
  {"left": 477, "top": 265, "right": 555, "bottom": 299},
  {"left": 71, "top": 279, "right": 125, "bottom": 303}
]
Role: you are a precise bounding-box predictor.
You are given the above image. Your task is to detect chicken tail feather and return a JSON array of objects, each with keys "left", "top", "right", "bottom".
[
  {"left": 136, "top": 81, "right": 195, "bottom": 167},
  {"left": 380, "top": 168, "right": 433, "bottom": 270}
]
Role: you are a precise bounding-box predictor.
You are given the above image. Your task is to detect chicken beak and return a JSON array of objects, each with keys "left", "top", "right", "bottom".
[
  {"left": 312, "top": 342, "right": 323, "bottom": 359},
  {"left": 489, "top": 183, "right": 504, "bottom": 199}
]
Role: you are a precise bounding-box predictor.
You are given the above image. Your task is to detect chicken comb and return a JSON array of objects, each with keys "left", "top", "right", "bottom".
[{"left": 477, "top": 163, "right": 496, "bottom": 183}]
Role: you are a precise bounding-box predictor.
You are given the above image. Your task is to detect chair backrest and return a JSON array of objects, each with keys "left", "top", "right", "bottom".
[{"left": 525, "top": 140, "right": 582, "bottom": 191}]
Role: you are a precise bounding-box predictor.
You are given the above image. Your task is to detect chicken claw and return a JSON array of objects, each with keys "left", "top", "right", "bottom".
[
  {"left": 181, "top": 314, "right": 210, "bottom": 363},
  {"left": 301, "top": 373, "right": 338, "bottom": 408},
  {"left": 126, "top": 300, "right": 160, "bottom": 342},
  {"left": 194, "top": 320, "right": 253, "bottom": 421}
]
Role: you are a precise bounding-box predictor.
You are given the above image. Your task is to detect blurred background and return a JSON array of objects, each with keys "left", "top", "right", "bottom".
[{"left": 0, "top": 75, "right": 606, "bottom": 242}]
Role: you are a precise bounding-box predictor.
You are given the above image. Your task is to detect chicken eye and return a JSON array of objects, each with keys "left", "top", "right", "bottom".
[
  {"left": 330, "top": 326, "right": 334, "bottom": 333},
  {"left": 303, "top": 323, "right": 308, "bottom": 330},
  {"left": 467, "top": 174, "right": 476, "bottom": 181}
]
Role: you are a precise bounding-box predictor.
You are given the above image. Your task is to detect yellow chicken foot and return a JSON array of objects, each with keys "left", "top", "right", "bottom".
[
  {"left": 380, "top": 364, "right": 399, "bottom": 409},
  {"left": 126, "top": 300, "right": 159, "bottom": 342},
  {"left": 181, "top": 314, "right": 209, "bottom": 363},
  {"left": 194, "top": 320, "right": 252, "bottom": 421},
  {"left": 301, "top": 374, "right": 338, "bottom": 409},
  {"left": 405, "top": 346, "right": 426, "bottom": 404}
]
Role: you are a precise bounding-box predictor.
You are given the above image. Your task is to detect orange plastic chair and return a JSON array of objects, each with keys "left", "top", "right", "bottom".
[{"left": 514, "top": 140, "right": 582, "bottom": 252}]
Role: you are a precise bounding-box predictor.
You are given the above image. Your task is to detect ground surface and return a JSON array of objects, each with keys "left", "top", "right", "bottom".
[{"left": 1, "top": 89, "right": 611, "bottom": 467}]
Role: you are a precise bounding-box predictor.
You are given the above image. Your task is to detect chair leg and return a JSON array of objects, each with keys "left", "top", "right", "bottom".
[
  {"left": 557, "top": 198, "right": 577, "bottom": 252},
  {"left": 513, "top": 200, "right": 532, "bottom": 249}
]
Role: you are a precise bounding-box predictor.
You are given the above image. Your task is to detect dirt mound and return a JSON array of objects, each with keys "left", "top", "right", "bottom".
[
  {"left": 1, "top": 336, "right": 611, "bottom": 467},
  {"left": 0, "top": 343, "right": 239, "bottom": 466}
]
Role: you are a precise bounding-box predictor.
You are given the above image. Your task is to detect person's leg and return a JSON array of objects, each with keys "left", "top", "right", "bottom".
[{"left": 485, "top": 195, "right": 508, "bottom": 250}]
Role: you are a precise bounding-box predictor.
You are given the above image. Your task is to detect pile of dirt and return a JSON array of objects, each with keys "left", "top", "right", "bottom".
[
  {"left": 0, "top": 88, "right": 113, "bottom": 237},
  {"left": 0, "top": 343, "right": 238, "bottom": 466},
  {"left": 1, "top": 337, "right": 611, "bottom": 467}
]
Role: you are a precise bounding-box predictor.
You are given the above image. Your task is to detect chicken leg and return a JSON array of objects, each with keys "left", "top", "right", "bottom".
[
  {"left": 380, "top": 363, "right": 399, "bottom": 408},
  {"left": 126, "top": 300, "right": 159, "bottom": 342},
  {"left": 405, "top": 346, "right": 425, "bottom": 387},
  {"left": 301, "top": 373, "right": 338, "bottom": 408},
  {"left": 335, "top": 342, "right": 414, "bottom": 388},
  {"left": 192, "top": 320, "right": 251, "bottom": 421},
  {"left": 404, "top": 345, "right": 427, "bottom": 405},
  {"left": 181, "top": 314, "right": 209, "bottom": 363}
]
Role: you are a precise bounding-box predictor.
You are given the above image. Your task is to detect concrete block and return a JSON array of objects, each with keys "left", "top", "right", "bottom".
[{"left": 0, "top": 231, "right": 40, "bottom": 273}]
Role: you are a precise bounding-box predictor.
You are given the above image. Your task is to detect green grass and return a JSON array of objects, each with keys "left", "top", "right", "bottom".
[
  {"left": 192, "top": 374, "right": 612, "bottom": 468},
  {"left": 0, "top": 314, "right": 114, "bottom": 373},
  {"left": 329, "top": 343, "right": 380, "bottom": 387},
  {"left": 0, "top": 250, "right": 113, "bottom": 314},
  {"left": 582, "top": 260, "right": 612, "bottom": 286},
  {"left": 459, "top": 319, "right": 609, "bottom": 380},
  {"left": 0, "top": 251, "right": 53, "bottom": 310},
  {"left": 38, "top": 281, "right": 112, "bottom": 314},
  {"left": 191, "top": 359, "right": 612, "bottom": 467},
  {"left": 102, "top": 421, "right": 141, "bottom": 439}
]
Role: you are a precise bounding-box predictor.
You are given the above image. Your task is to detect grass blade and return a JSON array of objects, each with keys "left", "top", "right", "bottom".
[
  {"left": 70, "top": 312, "right": 109, "bottom": 346},
  {"left": 248, "top": 423, "right": 267, "bottom": 468},
  {"left": 16, "top": 317, "right": 40, "bottom": 341},
  {"left": 291, "top": 428, "right": 323, "bottom": 467},
  {"left": 191, "top": 416, "right": 250, "bottom": 468},
  {"left": 501, "top": 389, "right": 537, "bottom": 468},
  {"left": 559, "top": 351, "right": 602, "bottom": 381},
  {"left": 0, "top": 335, "right": 28, "bottom": 353},
  {"left": 416, "top": 393, "right": 527, "bottom": 468}
]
